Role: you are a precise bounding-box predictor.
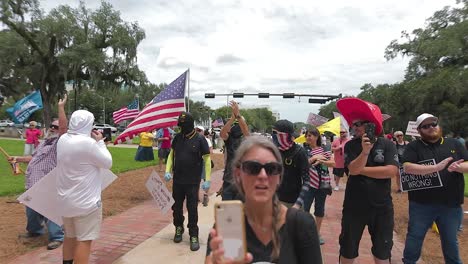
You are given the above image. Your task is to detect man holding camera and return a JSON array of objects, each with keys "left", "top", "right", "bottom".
[{"left": 337, "top": 98, "right": 398, "bottom": 264}]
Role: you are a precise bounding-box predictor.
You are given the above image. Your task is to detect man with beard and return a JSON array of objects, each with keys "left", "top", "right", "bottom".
[
  {"left": 164, "top": 112, "right": 211, "bottom": 251},
  {"left": 219, "top": 100, "right": 249, "bottom": 200},
  {"left": 10, "top": 95, "right": 68, "bottom": 250},
  {"left": 402, "top": 113, "right": 468, "bottom": 264}
]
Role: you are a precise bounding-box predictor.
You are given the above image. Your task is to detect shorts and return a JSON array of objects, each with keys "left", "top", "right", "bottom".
[
  {"left": 339, "top": 205, "right": 394, "bottom": 260},
  {"left": 333, "top": 168, "right": 347, "bottom": 177},
  {"left": 158, "top": 148, "right": 170, "bottom": 159},
  {"left": 62, "top": 207, "right": 102, "bottom": 241}
]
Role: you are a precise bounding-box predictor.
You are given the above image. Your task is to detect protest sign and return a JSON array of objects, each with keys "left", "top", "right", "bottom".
[
  {"left": 307, "top": 113, "right": 328, "bottom": 127},
  {"left": 405, "top": 121, "right": 419, "bottom": 137},
  {"left": 145, "top": 170, "right": 175, "bottom": 214},
  {"left": 17, "top": 168, "right": 118, "bottom": 225},
  {"left": 399, "top": 159, "right": 443, "bottom": 192}
]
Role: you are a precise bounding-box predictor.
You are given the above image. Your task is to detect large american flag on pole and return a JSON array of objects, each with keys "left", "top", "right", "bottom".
[
  {"left": 112, "top": 99, "right": 139, "bottom": 124},
  {"left": 114, "top": 70, "right": 188, "bottom": 144}
]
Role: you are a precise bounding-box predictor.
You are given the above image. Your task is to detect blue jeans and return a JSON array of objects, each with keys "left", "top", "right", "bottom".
[
  {"left": 302, "top": 187, "right": 326, "bottom": 217},
  {"left": 26, "top": 207, "right": 64, "bottom": 242},
  {"left": 403, "top": 201, "right": 462, "bottom": 264}
]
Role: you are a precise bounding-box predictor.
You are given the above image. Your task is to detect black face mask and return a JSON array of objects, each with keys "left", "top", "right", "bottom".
[
  {"left": 230, "top": 124, "right": 242, "bottom": 138},
  {"left": 177, "top": 112, "right": 195, "bottom": 135},
  {"left": 179, "top": 123, "right": 194, "bottom": 135}
]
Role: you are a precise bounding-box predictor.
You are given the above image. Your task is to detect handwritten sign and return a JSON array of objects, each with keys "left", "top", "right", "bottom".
[
  {"left": 399, "top": 159, "right": 443, "bottom": 192},
  {"left": 307, "top": 113, "right": 328, "bottom": 127},
  {"left": 17, "top": 168, "right": 118, "bottom": 225},
  {"left": 145, "top": 170, "right": 174, "bottom": 214},
  {"left": 405, "top": 121, "right": 419, "bottom": 137}
]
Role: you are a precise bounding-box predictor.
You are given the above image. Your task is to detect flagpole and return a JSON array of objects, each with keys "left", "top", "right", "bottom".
[{"left": 186, "top": 68, "right": 190, "bottom": 112}]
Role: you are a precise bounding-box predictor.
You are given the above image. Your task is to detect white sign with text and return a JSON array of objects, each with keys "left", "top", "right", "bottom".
[
  {"left": 145, "top": 170, "right": 175, "bottom": 214},
  {"left": 17, "top": 168, "right": 118, "bottom": 225},
  {"left": 405, "top": 121, "right": 419, "bottom": 137}
]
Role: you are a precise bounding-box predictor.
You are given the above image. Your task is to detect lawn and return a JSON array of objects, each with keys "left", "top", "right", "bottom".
[{"left": 0, "top": 138, "right": 157, "bottom": 197}]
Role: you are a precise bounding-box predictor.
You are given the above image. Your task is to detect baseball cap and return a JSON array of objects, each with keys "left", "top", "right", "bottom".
[
  {"left": 336, "top": 98, "right": 383, "bottom": 135},
  {"left": 415, "top": 113, "right": 438, "bottom": 128},
  {"left": 273, "top": 120, "right": 295, "bottom": 135},
  {"left": 196, "top": 125, "right": 204, "bottom": 132}
]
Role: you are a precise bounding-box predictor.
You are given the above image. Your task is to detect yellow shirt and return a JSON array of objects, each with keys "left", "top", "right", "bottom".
[{"left": 139, "top": 132, "right": 154, "bottom": 147}]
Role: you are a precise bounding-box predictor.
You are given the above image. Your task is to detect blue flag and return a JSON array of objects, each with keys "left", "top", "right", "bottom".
[{"left": 6, "top": 90, "right": 43, "bottom": 124}]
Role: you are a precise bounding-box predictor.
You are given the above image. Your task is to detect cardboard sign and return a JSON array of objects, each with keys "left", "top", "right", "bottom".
[
  {"left": 399, "top": 159, "right": 443, "bottom": 192},
  {"left": 405, "top": 121, "right": 419, "bottom": 137},
  {"left": 17, "top": 168, "right": 118, "bottom": 225},
  {"left": 307, "top": 113, "right": 328, "bottom": 127},
  {"left": 145, "top": 170, "right": 175, "bottom": 214}
]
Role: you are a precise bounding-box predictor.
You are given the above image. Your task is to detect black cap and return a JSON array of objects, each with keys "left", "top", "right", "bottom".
[
  {"left": 177, "top": 112, "right": 194, "bottom": 126},
  {"left": 273, "top": 119, "right": 294, "bottom": 134}
]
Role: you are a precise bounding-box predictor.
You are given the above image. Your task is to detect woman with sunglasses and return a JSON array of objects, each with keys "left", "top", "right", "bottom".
[
  {"left": 297, "top": 127, "right": 335, "bottom": 245},
  {"left": 206, "top": 136, "right": 322, "bottom": 264}
]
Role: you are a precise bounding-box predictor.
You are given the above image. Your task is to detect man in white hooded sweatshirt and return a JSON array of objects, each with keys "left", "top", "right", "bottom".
[{"left": 57, "top": 110, "right": 112, "bottom": 264}]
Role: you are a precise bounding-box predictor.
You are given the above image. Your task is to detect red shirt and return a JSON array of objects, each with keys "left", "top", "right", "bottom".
[{"left": 25, "top": 128, "right": 42, "bottom": 145}]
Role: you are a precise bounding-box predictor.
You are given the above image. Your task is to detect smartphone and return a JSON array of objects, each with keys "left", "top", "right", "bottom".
[
  {"left": 214, "top": 201, "right": 246, "bottom": 261},
  {"left": 365, "top": 122, "right": 376, "bottom": 143}
]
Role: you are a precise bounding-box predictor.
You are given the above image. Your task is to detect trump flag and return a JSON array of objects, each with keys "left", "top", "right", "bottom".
[{"left": 7, "top": 90, "right": 43, "bottom": 124}]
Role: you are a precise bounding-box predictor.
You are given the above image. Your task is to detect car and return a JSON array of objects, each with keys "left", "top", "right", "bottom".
[
  {"left": 93, "top": 123, "right": 117, "bottom": 133},
  {"left": 0, "top": 120, "right": 15, "bottom": 127}
]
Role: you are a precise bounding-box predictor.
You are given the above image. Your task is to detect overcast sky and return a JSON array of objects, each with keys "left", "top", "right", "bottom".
[{"left": 42, "top": 0, "right": 457, "bottom": 122}]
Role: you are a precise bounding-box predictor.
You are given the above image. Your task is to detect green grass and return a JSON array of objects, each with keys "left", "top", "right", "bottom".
[{"left": 0, "top": 138, "right": 157, "bottom": 197}]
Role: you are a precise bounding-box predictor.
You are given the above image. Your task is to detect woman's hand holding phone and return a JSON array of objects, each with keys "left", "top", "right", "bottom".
[{"left": 209, "top": 228, "right": 252, "bottom": 264}]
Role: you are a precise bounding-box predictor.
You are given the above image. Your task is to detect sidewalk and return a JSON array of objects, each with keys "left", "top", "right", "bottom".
[{"left": 8, "top": 170, "right": 407, "bottom": 264}]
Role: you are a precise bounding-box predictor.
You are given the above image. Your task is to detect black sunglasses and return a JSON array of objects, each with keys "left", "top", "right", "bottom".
[
  {"left": 340, "top": 131, "right": 346, "bottom": 134},
  {"left": 352, "top": 121, "right": 369, "bottom": 127},
  {"left": 240, "top": 160, "right": 282, "bottom": 176},
  {"left": 419, "top": 122, "right": 438, "bottom": 130},
  {"left": 50, "top": 125, "right": 59, "bottom": 129}
]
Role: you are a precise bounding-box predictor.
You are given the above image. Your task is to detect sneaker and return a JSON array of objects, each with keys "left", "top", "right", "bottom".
[
  {"left": 319, "top": 236, "right": 325, "bottom": 245},
  {"left": 190, "top": 236, "right": 200, "bottom": 251},
  {"left": 334, "top": 186, "right": 339, "bottom": 191},
  {"left": 173, "top": 226, "right": 184, "bottom": 243},
  {"left": 47, "top": 240, "right": 63, "bottom": 250}
]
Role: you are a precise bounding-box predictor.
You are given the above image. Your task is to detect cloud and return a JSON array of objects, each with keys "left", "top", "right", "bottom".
[{"left": 216, "top": 54, "right": 245, "bottom": 65}]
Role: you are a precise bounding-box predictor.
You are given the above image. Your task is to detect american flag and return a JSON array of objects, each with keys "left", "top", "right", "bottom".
[
  {"left": 212, "top": 118, "right": 224, "bottom": 127},
  {"left": 382, "top": 113, "right": 392, "bottom": 121},
  {"left": 112, "top": 99, "right": 139, "bottom": 124},
  {"left": 114, "top": 70, "right": 187, "bottom": 144}
]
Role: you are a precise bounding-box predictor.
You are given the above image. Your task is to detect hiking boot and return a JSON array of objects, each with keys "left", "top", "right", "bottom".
[
  {"left": 173, "top": 226, "right": 184, "bottom": 243},
  {"left": 190, "top": 236, "right": 200, "bottom": 251},
  {"left": 47, "top": 240, "right": 63, "bottom": 250}
]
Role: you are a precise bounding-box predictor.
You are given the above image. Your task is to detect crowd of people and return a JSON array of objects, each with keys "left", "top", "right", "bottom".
[{"left": 9, "top": 96, "right": 468, "bottom": 264}]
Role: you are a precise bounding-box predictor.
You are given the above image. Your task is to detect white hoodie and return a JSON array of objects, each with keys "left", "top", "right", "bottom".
[{"left": 56, "top": 110, "right": 112, "bottom": 217}]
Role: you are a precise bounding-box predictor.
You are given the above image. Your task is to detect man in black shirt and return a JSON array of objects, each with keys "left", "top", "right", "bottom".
[
  {"left": 219, "top": 100, "right": 249, "bottom": 200},
  {"left": 401, "top": 113, "right": 468, "bottom": 264},
  {"left": 164, "top": 112, "right": 211, "bottom": 251},
  {"left": 337, "top": 98, "right": 398, "bottom": 264}
]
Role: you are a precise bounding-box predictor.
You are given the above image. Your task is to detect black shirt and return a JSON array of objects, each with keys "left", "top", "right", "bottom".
[
  {"left": 344, "top": 137, "right": 398, "bottom": 209},
  {"left": 395, "top": 141, "right": 407, "bottom": 164},
  {"left": 402, "top": 137, "right": 468, "bottom": 206},
  {"left": 222, "top": 135, "right": 244, "bottom": 182},
  {"left": 171, "top": 132, "right": 210, "bottom": 184},
  {"left": 206, "top": 208, "right": 322, "bottom": 264},
  {"left": 277, "top": 144, "right": 309, "bottom": 204}
]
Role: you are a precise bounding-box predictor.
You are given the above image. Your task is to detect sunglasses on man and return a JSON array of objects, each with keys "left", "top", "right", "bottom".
[
  {"left": 352, "top": 121, "right": 369, "bottom": 127},
  {"left": 50, "top": 125, "right": 59, "bottom": 129},
  {"left": 240, "top": 160, "right": 282, "bottom": 176},
  {"left": 419, "top": 122, "right": 438, "bottom": 130}
]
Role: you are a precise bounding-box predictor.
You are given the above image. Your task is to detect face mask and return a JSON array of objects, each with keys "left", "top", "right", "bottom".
[
  {"left": 272, "top": 131, "right": 294, "bottom": 151},
  {"left": 179, "top": 123, "right": 194, "bottom": 135}
]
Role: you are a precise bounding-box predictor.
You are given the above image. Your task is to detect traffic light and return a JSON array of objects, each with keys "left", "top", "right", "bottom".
[
  {"left": 205, "top": 93, "right": 215, "bottom": 98},
  {"left": 258, "top": 93, "right": 269, "bottom": 98},
  {"left": 282, "top": 93, "right": 295, "bottom": 98},
  {"left": 308, "top": 98, "right": 328, "bottom": 104},
  {"left": 233, "top": 93, "right": 244, "bottom": 98}
]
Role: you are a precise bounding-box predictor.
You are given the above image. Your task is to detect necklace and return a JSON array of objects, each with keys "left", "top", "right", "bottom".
[{"left": 248, "top": 219, "right": 269, "bottom": 233}]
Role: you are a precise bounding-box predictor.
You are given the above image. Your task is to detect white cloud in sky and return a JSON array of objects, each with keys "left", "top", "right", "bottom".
[{"left": 40, "top": 0, "right": 457, "bottom": 122}]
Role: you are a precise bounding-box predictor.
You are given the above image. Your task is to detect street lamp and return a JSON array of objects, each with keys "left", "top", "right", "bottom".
[{"left": 95, "top": 94, "right": 106, "bottom": 124}]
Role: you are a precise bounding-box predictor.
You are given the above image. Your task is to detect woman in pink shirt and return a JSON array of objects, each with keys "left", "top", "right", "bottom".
[
  {"left": 24, "top": 121, "right": 42, "bottom": 155},
  {"left": 331, "top": 129, "right": 350, "bottom": 191}
]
